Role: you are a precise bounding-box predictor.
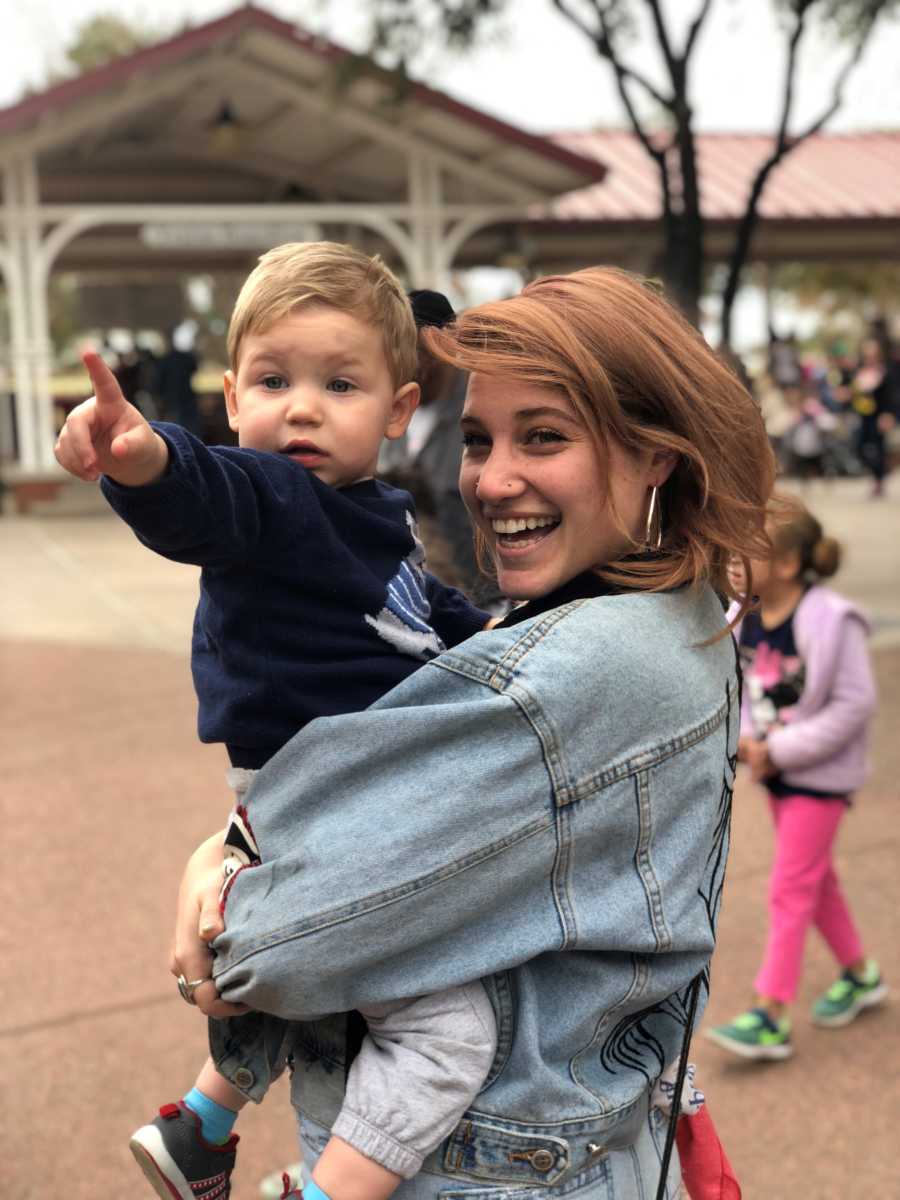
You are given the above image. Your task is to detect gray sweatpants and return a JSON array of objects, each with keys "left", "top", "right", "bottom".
[{"left": 225, "top": 769, "right": 497, "bottom": 1178}]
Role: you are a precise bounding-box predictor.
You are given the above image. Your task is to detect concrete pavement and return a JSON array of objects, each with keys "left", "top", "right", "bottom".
[{"left": 4, "top": 475, "right": 899, "bottom": 1198}]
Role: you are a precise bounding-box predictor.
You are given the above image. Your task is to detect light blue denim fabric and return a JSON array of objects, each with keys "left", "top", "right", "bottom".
[{"left": 211, "top": 585, "right": 737, "bottom": 1198}]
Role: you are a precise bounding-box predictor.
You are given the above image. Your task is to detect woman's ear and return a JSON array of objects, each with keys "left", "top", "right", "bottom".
[{"left": 649, "top": 449, "right": 678, "bottom": 488}]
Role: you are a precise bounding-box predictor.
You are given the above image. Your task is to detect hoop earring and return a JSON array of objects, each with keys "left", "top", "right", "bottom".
[{"left": 645, "top": 485, "right": 662, "bottom": 550}]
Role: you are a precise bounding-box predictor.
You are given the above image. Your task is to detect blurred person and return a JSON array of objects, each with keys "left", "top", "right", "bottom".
[
  {"left": 851, "top": 337, "right": 897, "bottom": 498},
  {"left": 783, "top": 383, "right": 832, "bottom": 482},
  {"left": 382, "top": 290, "right": 504, "bottom": 610},
  {"left": 707, "top": 493, "right": 887, "bottom": 1061},
  {"left": 156, "top": 326, "right": 201, "bottom": 436},
  {"left": 54, "top": 242, "right": 495, "bottom": 1200}
]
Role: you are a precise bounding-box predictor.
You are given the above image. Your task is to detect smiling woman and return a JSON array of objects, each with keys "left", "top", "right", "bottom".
[{"left": 173, "top": 265, "right": 775, "bottom": 1200}]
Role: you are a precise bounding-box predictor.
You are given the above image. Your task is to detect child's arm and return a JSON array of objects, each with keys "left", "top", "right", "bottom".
[
  {"left": 315, "top": 985, "right": 497, "bottom": 1200},
  {"left": 310, "top": 1140, "right": 402, "bottom": 1200},
  {"left": 766, "top": 615, "right": 877, "bottom": 771},
  {"left": 55, "top": 351, "right": 169, "bottom": 487}
]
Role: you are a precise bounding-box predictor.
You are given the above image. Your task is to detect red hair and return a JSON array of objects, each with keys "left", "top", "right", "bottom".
[{"left": 425, "top": 267, "right": 775, "bottom": 613}]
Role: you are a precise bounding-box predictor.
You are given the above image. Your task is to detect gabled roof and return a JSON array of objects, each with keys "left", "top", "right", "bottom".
[
  {"left": 550, "top": 129, "right": 900, "bottom": 224},
  {"left": 0, "top": 4, "right": 605, "bottom": 206}
]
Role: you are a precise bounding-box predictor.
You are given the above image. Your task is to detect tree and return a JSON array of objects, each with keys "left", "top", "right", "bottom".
[
  {"left": 354, "top": 0, "right": 898, "bottom": 341},
  {"left": 62, "top": 14, "right": 157, "bottom": 75}
]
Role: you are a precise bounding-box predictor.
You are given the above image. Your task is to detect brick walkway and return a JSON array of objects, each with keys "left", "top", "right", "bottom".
[{"left": 4, "top": 476, "right": 898, "bottom": 1198}]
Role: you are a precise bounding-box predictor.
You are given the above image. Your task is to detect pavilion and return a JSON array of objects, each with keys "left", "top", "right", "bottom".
[{"left": 2, "top": 2, "right": 898, "bottom": 487}]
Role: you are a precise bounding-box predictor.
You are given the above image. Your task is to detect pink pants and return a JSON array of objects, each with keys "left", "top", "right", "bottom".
[{"left": 754, "top": 792, "right": 864, "bottom": 1005}]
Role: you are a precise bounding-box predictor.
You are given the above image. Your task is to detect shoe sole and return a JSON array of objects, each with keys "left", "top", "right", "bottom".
[
  {"left": 703, "top": 1027, "right": 793, "bottom": 1061},
  {"left": 812, "top": 982, "right": 889, "bottom": 1028},
  {"left": 130, "top": 1127, "right": 194, "bottom": 1200}
]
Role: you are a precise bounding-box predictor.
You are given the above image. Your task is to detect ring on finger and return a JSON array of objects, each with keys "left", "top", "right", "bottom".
[{"left": 176, "top": 973, "right": 213, "bottom": 1006}]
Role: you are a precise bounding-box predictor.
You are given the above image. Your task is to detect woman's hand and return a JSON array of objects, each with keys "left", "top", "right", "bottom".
[{"left": 170, "top": 830, "right": 249, "bottom": 1018}]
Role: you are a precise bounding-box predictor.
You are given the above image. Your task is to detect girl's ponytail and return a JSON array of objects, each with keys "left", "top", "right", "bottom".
[
  {"left": 770, "top": 491, "right": 843, "bottom": 582},
  {"left": 810, "top": 536, "right": 842, "bottom": 579}
]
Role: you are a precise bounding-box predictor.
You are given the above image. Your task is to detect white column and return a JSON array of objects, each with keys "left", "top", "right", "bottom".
[
  {"left": 2, "top": 158, "right": 39, "bottom": 471},
  {"left": 22, "top": 154, "right": 57, "bottom": 468},
  {"left": 406, "top": 152, "right": 445, "bottom": 289}
]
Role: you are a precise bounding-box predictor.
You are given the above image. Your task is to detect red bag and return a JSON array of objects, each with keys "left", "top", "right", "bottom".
[{"left": 675, "top": 1105, "right": 741, "bottom": 1199}]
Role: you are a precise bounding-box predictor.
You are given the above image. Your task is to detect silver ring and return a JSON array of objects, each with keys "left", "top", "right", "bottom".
[{"left": 176, "top": 973, "right": 212, "bottom": 1006}]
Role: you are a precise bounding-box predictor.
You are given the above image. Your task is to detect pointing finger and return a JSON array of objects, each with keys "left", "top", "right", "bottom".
[{"left": 82, "top": 349, "right": 127, "bottom": 410}]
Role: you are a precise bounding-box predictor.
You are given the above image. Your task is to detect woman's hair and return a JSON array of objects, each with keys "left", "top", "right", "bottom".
[
  {"left": 227, "top": 241, "right": 417, "bottom": 386},
  {"left": 424, "top": 267, "right": 776, "bottom": 612},
  {"left": 768, "top": 490, "right": 842, "bottom": 580}
]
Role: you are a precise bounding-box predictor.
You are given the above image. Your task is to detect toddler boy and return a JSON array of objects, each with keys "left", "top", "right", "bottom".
[{"left": 55, "top": 242, "right": 497, "bottom": 1200}]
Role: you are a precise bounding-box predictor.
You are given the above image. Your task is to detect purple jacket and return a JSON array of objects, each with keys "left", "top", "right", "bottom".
[{"left": 729, "top": 585, "right": 877, "bottom": 795}]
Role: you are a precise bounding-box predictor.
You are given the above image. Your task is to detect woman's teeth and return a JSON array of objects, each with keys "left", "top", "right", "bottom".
[{"left": 491, "top": 516, "right": 558, "bottom": 534}]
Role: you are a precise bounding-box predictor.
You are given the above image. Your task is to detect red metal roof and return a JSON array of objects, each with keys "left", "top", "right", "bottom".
[
  {"left": 0, "top": 4, "right": 605, "bottom": 189},
  {"left": 550, "top": 129, "right": 900, "bottom": 222}
]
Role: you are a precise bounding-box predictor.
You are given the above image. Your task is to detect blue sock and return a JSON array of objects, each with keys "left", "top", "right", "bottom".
[
  {"left": 305, "top": 1183, "right": 333, "bottom": 1200},
  {"left": 183, "top": 1087, "right": 239, "bottom": 1145}
]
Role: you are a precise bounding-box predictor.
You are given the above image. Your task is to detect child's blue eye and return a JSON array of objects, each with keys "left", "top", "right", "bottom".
[
  {"left": 328, "top": 379, "right": 354, "bottom": 394},
  {"left": 262, "top": 375, "right": 286, "bottom": 391}
]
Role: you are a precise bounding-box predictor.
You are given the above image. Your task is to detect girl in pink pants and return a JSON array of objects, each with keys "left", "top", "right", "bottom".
[{"left": 706, "top": 491, "right": 887, "bottom": 1061}]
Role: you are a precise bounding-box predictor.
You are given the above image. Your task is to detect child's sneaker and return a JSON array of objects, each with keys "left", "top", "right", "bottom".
[
  {"left": 130, "top": 1101, "right": 238, "bottom": 1199},
  {"left": 811, "top": 961, "right": 888, "bottom": 1027},
  {"left": 704, "top": 1007, "right": 793, "bottom": 1060}
]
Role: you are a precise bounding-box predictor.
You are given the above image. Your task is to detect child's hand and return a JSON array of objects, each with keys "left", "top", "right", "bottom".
[
  {"left": 54, "top": 350, "right": 168, "bottom": 486},
  {"left": 740, "top": 737, "right": 776, "bottom": 782}
]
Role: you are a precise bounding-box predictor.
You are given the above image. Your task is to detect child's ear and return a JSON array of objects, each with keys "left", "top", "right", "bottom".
[
  {"left": 223, "top": 370, "right": 239, "bottom": 433},
  {"left": 385, "top": 382, "right": 419, "bottom": 440}
]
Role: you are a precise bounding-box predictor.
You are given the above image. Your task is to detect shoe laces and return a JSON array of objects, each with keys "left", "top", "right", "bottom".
[
  {"left": 279, "top": 1172, "right": 302, "bottom": 1199},
  {"left": 825, "top": 977, "right": 855, "bottom": 1002}
]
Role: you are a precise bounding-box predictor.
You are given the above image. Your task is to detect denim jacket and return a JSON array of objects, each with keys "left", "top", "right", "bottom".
[{"left": 211, "top": 582, "right": 739, "bottom": 1192}]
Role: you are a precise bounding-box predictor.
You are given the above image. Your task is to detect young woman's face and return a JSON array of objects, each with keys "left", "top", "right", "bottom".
[{"left": 459, "top": 374, "right": 662, "bottom": 601}]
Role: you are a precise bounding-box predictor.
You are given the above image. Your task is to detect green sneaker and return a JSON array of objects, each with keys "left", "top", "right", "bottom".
[
  {"left": 704, "top": 1007, "right": 793, "bottom": 1060},
  {"left": 811, "top": 961, "right": 888, "bottom": 1028}
]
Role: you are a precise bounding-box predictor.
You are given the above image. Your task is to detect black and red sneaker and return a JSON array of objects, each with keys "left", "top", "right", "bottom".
[{"left": 130, "top": 1102, "right": 238, "bottom": 1199}]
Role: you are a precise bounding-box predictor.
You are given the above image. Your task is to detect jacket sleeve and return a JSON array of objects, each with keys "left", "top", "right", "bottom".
[
  {"left": 100, "top": 423, "right": 305, "bottom": 566},
  {"left": 210, "top": 660, "right": 566, "bottom": 1020},
  {"left": 767, "top": 613, "right": 877, "bottom": 770},
  {"left": 422, "top": 571, "right": 489, "bottom": 647}
]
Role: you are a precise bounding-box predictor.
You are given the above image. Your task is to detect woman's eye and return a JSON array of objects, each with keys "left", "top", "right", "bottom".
[
  {"left": 462, "top": 431, "right": 489, "bottom": 448},
  {"left": 526, "top": 427, "right": 566, "bottom": 445},
  {"left": 328, "top": 378, "right": 353, "bottom": 394},
  {"left": 261, "top": 375, "right": 286, "bottom": 391}
]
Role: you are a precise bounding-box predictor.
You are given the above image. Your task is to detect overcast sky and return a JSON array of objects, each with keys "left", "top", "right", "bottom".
[{"left": 3, "top": 0, "right": 899, "bottom": 134}]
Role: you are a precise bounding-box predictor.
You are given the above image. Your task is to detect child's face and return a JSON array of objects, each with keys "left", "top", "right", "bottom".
[{"left": 224, "top": 306, "right": 418, "bottom": 488}]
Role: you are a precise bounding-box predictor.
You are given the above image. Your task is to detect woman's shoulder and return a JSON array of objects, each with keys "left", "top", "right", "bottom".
[{"left": 439, "top": 584, "right": 734, "bottom": 708}]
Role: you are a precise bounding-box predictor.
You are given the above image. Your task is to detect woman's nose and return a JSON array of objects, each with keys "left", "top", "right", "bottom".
[{"left": 474, "top": 451, "right": 525, "bottom": 502}]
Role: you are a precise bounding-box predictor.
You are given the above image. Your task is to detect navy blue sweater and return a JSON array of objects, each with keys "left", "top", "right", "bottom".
[{"left": 101, "top": 424, "right": 487, "bottom": 766}]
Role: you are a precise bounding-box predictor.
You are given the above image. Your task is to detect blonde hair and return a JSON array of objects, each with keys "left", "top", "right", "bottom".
[
  {"left": 227, "top": 241, "right": 417, "bottom": 386},
  {"left": 768, "top": 490, "right": 842, "bottom": 580},
  {"left": 425, "top": 267, "right": 776, "bottom": 614}
]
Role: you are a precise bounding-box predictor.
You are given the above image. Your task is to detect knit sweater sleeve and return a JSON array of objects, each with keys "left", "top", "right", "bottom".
[
  {"left": 100, "top": 423, "right": 306, "bottom": 567},
  {"left": 422, "top": 571, "right": 489, "bottom": 647}
]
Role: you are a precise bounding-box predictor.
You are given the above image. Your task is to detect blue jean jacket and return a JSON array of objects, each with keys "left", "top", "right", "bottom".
[{"left": 210, "top": 583, "right": 738, "bottom": 1193}]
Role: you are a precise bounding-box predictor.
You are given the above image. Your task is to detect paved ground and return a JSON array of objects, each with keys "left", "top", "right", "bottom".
[{"left": 4, "top": 475, "right": 899, "bottom": 1199}]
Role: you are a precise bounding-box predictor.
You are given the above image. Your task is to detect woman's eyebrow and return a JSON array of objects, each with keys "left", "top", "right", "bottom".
[{"left": 515, "top": 406, "right": 579, "bottom": 423}]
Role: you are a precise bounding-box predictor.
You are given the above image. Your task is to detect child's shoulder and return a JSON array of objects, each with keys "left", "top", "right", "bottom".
[{"left": 795, "top": 585, "right": 869, "bottom": 639}]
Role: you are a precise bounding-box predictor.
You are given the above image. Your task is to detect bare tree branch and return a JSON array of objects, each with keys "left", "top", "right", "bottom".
[
  {"left": 551, "top": 0, "right": 671, "bottom": 109},
  {"left": 642, "top": 0, "right": 678, "bottom": 76},
  {"left": 684, "top": 0, "right": 715, "bottom": 58}
]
